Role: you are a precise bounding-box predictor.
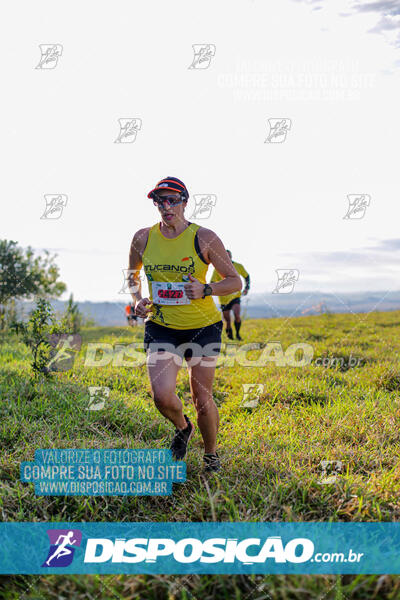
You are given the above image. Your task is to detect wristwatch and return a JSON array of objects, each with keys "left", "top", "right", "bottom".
[{"left": 202, "top": 284, "right": 213, "bottom": 299}]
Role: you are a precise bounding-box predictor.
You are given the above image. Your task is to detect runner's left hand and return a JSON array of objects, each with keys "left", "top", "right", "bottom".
[{"left": 184, "top": 273, "right": 205, "bottom": 299}]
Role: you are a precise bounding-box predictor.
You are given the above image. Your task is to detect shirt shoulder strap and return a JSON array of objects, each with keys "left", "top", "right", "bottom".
[{"left": 188, "top": 223, "right": 208, "bottom": 265}]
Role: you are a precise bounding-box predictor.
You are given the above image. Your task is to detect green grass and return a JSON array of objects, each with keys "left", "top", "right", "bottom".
[{"left": 1, "top": 310, "right": 400, "bottom": 598}]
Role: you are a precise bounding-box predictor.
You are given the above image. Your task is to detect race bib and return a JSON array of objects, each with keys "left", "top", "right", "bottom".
[{"left": 152, "top": 281, "right": 190, "bottom": 305}]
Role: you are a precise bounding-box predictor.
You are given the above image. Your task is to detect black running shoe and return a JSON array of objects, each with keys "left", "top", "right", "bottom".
[
  {"left": 226, "top": 328, "right": 233, "bottom": 340},
  {"left": 236, "top": 334, "right": 242, "bottom": 341},
  {"left": 203, "top": 452, "right": 221, "bottom": 472},
  {"left": 170, "top": 415, "right": 194, "bottom": 460}
]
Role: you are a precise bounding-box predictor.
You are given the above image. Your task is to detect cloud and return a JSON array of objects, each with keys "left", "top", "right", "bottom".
[
  {"left": 293, "top": 0, "right": 400, "bottom": 49},
  {"left": 353, "top": 1, "right": 400, "bottom": 17},
  {"left": 279, "top": 239, "right": 400, "bottom": 268},
  {"left": 347, "top": 1, "right": 400, "bottom": 47},
  {"left": 291, "top": 0, "right": 323, "bottom": 4},
  {"left": 365, "top": 238, "right": 400, "bottom": 251}
]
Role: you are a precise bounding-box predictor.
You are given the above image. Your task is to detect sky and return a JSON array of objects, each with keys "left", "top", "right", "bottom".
[{"left": 1, "top": 0, "right": 399, "bottom": 303}]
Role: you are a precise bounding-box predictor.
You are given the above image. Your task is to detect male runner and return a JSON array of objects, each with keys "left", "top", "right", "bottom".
[
  {"left": 128, "top": 177, "right": 241, "bottom": 472},
  {"left": 210, "top": 250, "right": 250, "bottom": 340}
]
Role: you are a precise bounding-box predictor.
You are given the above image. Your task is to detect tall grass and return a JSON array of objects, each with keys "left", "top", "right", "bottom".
[{"left": 1, "top": 310, "right": 400, "bottom": 598}]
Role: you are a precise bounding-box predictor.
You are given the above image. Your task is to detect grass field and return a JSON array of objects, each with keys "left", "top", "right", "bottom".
[{"left": 1, "top": 310, "right": 400, "bottom": 599}]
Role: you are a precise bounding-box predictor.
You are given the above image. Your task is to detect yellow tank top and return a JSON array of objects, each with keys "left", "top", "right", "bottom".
[
  {"left": 210, "top": 261, "right": 249, "bottom": 305},
  {"left": 142, "top": 222, "right": 222, "bottom": 330}
]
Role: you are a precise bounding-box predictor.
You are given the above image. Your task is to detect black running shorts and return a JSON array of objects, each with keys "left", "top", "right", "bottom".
[
  {"left": 143, "top": 319, "right": 223, "bottom": 360},
  {"left": 220, "top": 297, "right": 241, "bottom": 312}
]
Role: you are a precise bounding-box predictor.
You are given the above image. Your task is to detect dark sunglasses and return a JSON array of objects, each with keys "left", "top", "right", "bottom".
[{"left": 153, "top": 194, "right": 185, "bottom": 207}]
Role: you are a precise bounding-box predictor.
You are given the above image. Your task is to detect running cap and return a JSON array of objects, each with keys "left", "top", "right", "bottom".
[{"left": 147, "top": 176, "right": 189, "bottom": 201}]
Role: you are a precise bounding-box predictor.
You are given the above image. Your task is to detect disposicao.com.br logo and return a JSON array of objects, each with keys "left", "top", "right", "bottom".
[{"left": 80, "top": 536, "right": 363, "bottom": 565}]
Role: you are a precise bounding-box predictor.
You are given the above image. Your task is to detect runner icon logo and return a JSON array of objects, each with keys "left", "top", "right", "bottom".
[
  {"left": 343, "top": 194, "right": 371, "bottom": 220},
  {"left": 265, "top": 118, "right": 292, "bottom": 143},
  {"left": 241, "top": 384, "right": 264, "bottom": 409},
  {"left": 35, "top": 44, "right": 63, "bottom": 69},
  {"left": 189, "top": 195, "right": 217, "bottom": 219},
  {"left": 119, "top": 269, "right": 145, "bottom": 294},
  {"left": 40, "top": 194, "right": 68, "bottom": 220},
  {"left": 318, "top": 460, "right": 343, "bottom": 485},
  {"left": 46, "top": 334, "right": 82, "bottom": 372},
  {"left": 114, "top": 118, "right": 142, "bottom": 144},
  {"left": 87, "top": 386, "right": 110, "bottom": 411},
  {"left": 42, "top": 529, "right": 82, "bottom": 568},
  {"left": 272, "top": 269, "right": 299, "bottom": 294},
  {"left": 188, "top": 44, "right": 216, "bottom": 70}
]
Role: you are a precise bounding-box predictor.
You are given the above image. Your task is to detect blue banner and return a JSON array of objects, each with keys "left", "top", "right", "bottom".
[{"left": 0, "top": 522, "right": 399, "bottom": 574}]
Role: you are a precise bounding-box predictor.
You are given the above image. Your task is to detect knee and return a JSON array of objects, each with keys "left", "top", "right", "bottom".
[
  {"left": 194, "top": 394, "right": 215, "bottom": 416},
  {"left": 151, "top": 388, "right": 174, "bottom": 410}
]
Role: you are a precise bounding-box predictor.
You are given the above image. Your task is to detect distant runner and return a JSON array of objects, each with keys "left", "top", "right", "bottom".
[
  {"left": 125, "top": 302, "right": 138, "bottom": 326},
  {"left": 128, "top": 176, "right": 241, "bottom": 472},
  {"left": 210, "top": 250, "right": 250, "bottom": 340}
]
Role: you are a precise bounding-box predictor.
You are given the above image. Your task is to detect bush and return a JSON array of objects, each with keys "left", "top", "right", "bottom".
[
  {"left": 10, "top": 298, "right": 69, "bottom": 378},
  {"left": 63, "top": 293, "right": 82, "bottom": 333}
]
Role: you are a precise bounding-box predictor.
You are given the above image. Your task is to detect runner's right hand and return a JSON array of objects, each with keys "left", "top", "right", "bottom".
[{"left": 134, "top": 298, "right": 153, "bottom": 318}]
